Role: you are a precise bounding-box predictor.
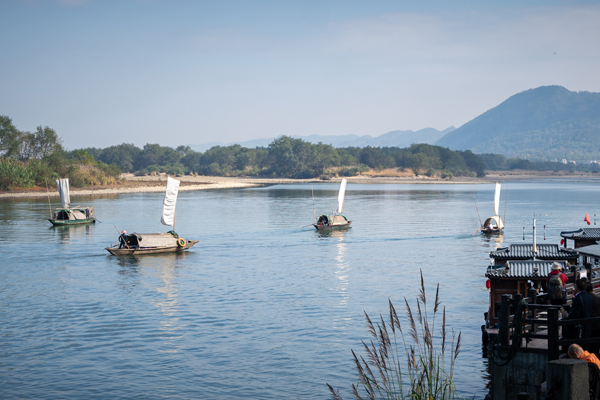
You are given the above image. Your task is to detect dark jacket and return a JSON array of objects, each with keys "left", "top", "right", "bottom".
[
  {"left": 569, "top": 291, "right": 594, "bottom": 337},
  {"left": 591, "top": 293, "right": 600, "bottom": 331}
]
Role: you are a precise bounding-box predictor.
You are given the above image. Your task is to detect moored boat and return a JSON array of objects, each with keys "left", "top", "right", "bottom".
[
  {"left": 48, "top": 178, "right": 96, "bottom": 226},
  {"left": 105, "top": 177, "right": 198, "bottom": 255},
  {"left": 313, "top": 179, "right": 352, "bottom": 230}
]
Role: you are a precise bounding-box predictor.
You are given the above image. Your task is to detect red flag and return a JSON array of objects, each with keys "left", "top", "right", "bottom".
[
  {"left": 585, "top": 213, "right": 591, "bottom": 225},
  {"left": 560, "top": 239, "right": 565, "bottom": 245}
]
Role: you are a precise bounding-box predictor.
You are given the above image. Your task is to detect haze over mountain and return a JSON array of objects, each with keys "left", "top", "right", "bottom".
[
  {"left": 190, "top": 127, "right": 455, "bottom": 152},
  {"left": 435, "top": 86, "right": 600, "bottom": 160}
]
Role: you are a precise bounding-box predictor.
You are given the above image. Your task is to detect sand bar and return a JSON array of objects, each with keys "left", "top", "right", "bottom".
[{"left": 0, "top": 172, "right": 596, "bottom": 199}]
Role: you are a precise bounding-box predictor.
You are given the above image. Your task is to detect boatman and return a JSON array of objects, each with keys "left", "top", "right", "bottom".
[{"left": 118, "top": 230, "right": 128, "bottom": 249}]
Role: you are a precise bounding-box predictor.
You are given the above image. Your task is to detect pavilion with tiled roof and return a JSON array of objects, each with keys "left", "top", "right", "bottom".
[
  {"left": 560, "top": 228, "right": 600, "bottom": 249},
  {"left": 489, "top": 243, "right": 578, "bottom": 265}
]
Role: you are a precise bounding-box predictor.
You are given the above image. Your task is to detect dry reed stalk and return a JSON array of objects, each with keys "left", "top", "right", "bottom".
[{"left": 327, "top": 270, "right": 463, "bottom": 399}]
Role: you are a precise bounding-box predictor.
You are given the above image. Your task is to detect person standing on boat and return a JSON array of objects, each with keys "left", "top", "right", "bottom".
[
  {"left": 547, "top": 262, "right": 568, "bottom": 305},
  {"left": 118, "top": 230, "right": 128, "bottom": 249}
]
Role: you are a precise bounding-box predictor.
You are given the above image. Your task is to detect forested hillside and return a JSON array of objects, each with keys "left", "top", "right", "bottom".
[
  {"left": 84, "top": 136, "right": 486, "bottom": 179},
  {"left": 435, "top": 86, "right": 600, "bottom": 160}
]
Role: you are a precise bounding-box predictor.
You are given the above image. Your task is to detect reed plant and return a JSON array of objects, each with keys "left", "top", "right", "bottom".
[{"left": 328, "top": 270, "right": 462, "bottom": 400}]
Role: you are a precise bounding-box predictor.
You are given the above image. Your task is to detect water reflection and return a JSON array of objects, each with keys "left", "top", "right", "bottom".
[
  {"left": 481, "top": 233, "right": 504, "bottom": 249},
  {"left": 49, "top": 223, "right": 94, "bottom": 244},
  {"left": 317, "top": 229, "right": 351, "bottom": 308},
  {"left": 121, "top": 253, "right": 186, "bottom": 354}
]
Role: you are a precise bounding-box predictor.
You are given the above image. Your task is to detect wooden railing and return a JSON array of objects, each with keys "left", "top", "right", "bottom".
[{"left": 498, "top": 293, "right": 600, "bottom": 361}]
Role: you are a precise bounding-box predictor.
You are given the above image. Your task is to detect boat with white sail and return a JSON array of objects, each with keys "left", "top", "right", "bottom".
[
  {"left": 313, "top": 178, "right": 352, "bottom": 230},
  {"left": 48, "top": 178, "right": 96, "bottom": 226},
  {"left": 481, "top": 182, "right": 505, "bottom": 234},
  {"left": 105, "top": 177, "right": 199, "bottom": 255}
]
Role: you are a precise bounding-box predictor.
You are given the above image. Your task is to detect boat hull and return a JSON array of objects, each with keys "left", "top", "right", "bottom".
[
  {"left": 105, "top": 240, "right": 199, "bottom": 256},
  {"left": 481, "top": 227, "right": 502, "bottom": 235},
  {"left": 313, "top": 221, "right": 352, "bottom": 231},
  {"left": 49, "top": 218, "right": 96, "bottom": 226}
]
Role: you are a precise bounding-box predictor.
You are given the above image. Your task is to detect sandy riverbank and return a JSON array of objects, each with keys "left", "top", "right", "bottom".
[{"left": 0, "top": 172, "right": 596, "bottom": 199}]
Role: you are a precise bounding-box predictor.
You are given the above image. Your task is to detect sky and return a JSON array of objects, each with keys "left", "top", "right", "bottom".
[{"left": 1, "top": 0, "right": 600, "bottom": 150}]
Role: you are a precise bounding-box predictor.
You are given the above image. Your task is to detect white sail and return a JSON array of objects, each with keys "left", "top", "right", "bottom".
[
  {"left": 160, "top": 177, "right": 180, "bottom": 226},
  {"left": 337, "top": 178, "right": 347, "bottom": 213},
  {"left": 493, "top": 182, "right": 501, "bottom": 216},
  {"left": 56, "top": 178, "right": 70, "bottom": 209}
]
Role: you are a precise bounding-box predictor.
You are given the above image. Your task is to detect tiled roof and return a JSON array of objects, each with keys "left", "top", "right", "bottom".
[
  {"left": 490, "top": 243, "right": 578, "bottom": 260},
  {"left": 560, "top": 228, "right": 600, "bottom": 241},
  {"left": 486, "top": 261, "right": 569, "bottom": 279},
  {"left": 575, "top": 243, "right": 600, "bottom": 258}
]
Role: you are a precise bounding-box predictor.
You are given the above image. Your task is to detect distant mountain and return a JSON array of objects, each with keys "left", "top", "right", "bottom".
[
  {"left": 435, "top": 86, "right": 600, "bottom": 160},
  {"left": 189, "top": 127, "right": 454, "bottom": 152}
]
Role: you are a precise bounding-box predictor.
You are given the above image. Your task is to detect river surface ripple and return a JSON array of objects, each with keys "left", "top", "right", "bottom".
[{"left": 1, "top": 181, "right": 599, "bottom": 399}]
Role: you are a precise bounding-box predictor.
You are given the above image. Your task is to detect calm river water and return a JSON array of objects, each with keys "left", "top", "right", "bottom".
[{"left": 2, "top": 180, "right": 600, "bottom": 399}]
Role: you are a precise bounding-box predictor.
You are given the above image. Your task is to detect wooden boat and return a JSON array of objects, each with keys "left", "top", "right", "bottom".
[
  {"left": 313, "top": 179, "right": 352, "bottom": 230},
  {"left": 481, "top": 183, "right": 505, "bottom": 234},
  {"left": 105, "top": 177, "right": 198, "bottom": 255},
  {"left": 105, "top": 232, "right": 199, "bottom": 255},
  {"left": 48, "top": 178, "right": 96, "bottom": 226}
]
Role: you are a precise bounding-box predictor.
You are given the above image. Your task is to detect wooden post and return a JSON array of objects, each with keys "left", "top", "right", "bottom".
[
  {"left": 527, "top": 289, "right": 538, "bottom": 333},
  {"left": 527, "top": 288, "right": 536, "bottom": 304},
  {"left": 500, "top": 294, "right": 511, "bottom": 346},
  {"left": 548, "top": 307, "right": 560, "bottom": 361},
  {"left": 514, "top": 294, "right": 523, "bottom": 347},
  {"left": 514, "top": 293, "right": 523, "bottom": 307}
]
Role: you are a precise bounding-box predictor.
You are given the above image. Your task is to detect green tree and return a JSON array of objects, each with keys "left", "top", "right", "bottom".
[
  {"left": 360, "top": 146, "right": 395, "bottom": 169},
  {"left": 33, "top": 126, "right": 63, "bottom": 158},
  {"left": 0, "top": 116, "right": 20, "bottom": 157},
  {"left": 407, "top": 153, "right": 429, "bottom": 175},
  {"left": 267, "top": 136, "right": 314, "bottom": 177}
]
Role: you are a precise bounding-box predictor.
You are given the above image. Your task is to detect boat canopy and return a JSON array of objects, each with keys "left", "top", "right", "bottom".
[
  {"left": 125, "top": 233, "right": 179, "bottom": 248},
  {"left": 331, "top": 215, "right": 349, "bottom": 225},
  {"left": 55, "top": 208, "right": 89, "bottom": 221},
  {"left": 56, "top": 178, "right": 70, "bottom": 209},
  {"left": 317, "top": 214, "right": 349, "bottom": 225},
  {"left": 161, "top": 177, "right": 180, "bottom": 226},
  {"left": 483, "top": 215, "right": 504, "bottom": 230}
]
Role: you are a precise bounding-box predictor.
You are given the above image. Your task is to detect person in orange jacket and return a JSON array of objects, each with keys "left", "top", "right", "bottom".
[{"left": 568, "top": 344, "right": 600, "bottom": 370}]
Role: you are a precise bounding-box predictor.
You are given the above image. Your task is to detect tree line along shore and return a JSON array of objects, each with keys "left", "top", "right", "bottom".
[{"left": 2, "top": 115, "right": 598, "bottom": 192}]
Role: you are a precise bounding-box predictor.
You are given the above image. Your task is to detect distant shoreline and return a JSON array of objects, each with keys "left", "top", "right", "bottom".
[{"left": 0, "top": 172, "right": 597, "bottom": 199}]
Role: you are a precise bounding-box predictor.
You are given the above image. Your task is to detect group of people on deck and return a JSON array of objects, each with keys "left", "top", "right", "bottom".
[
  {"left": 547, "top": 262, "right": 600, "bottom": 360},
  {"left": 544, "top": 262, "right": 600, "bottom": 396},
  {"left": 547, "top": 262, "right": 600, "bottom": 340}
]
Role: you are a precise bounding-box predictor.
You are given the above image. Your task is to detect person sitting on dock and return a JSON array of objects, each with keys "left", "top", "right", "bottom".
[
  {"left": 547, "top": 262, "right": 568, "bottom": 305},
  {"left": 564, "top": 279, "right": 593, "bottom": 339},
  {"left": 568, "top": 344, "right": 600, "bottom": 370}
]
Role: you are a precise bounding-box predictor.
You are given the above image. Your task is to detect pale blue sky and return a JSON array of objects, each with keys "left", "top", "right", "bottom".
[{"left": 1, "top": 0, "right": 599, "bottom": 149}]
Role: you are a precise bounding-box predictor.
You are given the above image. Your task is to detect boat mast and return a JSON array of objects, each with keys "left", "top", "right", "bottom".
[
  {"left": 471, "top": 189, "right": 482, "bottom": 228},
  {"left": 92, "top": 187, "right": 96, "bottom": 220},
  {"left": 45, "top": 179, "right": 52, "bottom": 218},
  {"left": 532, "top": 216, "right": 537, "bottom": 256},
  {"left": 503, "top": 185, "right": 508, "bottom": 227},
  {"left": 312, "top": 186, "right": 316, "bottom": 223}
]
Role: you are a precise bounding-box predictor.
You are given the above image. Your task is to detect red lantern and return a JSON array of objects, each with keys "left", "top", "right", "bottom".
[{"left": 486, "top": 280, "right": 491, "bottom": 289}]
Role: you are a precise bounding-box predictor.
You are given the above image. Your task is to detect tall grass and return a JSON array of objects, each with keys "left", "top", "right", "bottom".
[
  {"left": 0, "top": 156, "right": 120, "bottom": 190},
  {"left": 0, "top": 158, "right": 36, "bottom": 189},
  {"left": 328, "top": 270, "right": 462, "bottom": 400}
]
